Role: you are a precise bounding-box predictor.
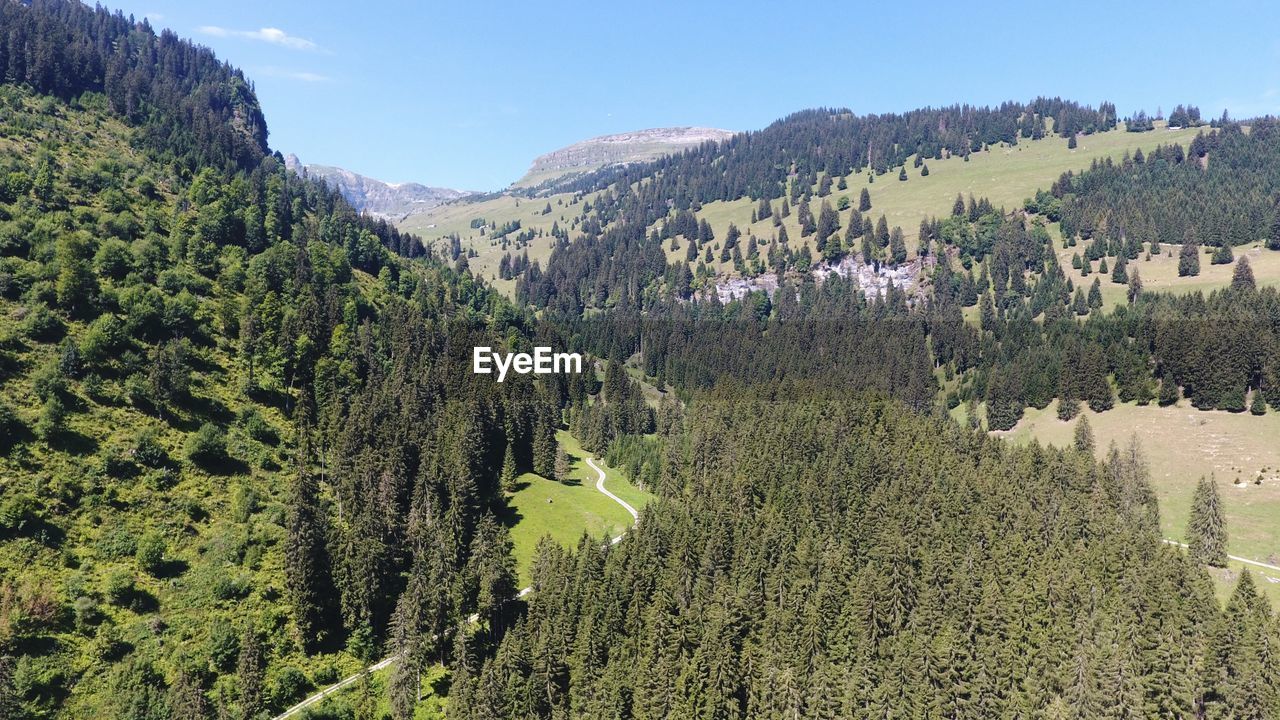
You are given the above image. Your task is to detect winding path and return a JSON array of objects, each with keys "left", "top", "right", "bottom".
[{"left": 272, "top": 453, "right": 638, "bottom": 719}]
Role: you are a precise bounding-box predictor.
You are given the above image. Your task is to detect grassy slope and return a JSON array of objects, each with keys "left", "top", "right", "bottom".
[
  {"left": 0, "top": 92, "right": 392, "bottom": 715},
  {"left": 400, "top": 122, "right": 1219, "bottom": 297},
  {"left": 1058, "top": 242, "right": 1280, "bottom": 311},
  {"left": 997, "top": 400, "right": 1280, "bottom": 604},
  {"left": 504, "top": 430, "right": 654, "bottom": 586},
  {"left": 399, "top": 191, "right": 600, "bottom": 296},
  {"left": 658, "top": 122, "right": 1208, "bottom": 274}
]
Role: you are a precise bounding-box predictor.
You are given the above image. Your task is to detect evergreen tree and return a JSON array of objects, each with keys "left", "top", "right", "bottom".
[
  {"left": 554, "top": 444, "right": 571, "bottom": 484},
  {"left": 285, "top": 447, "right": 339, "bottom": 652},
  {"left": 1087, "top": 278, "right": 1103, "bottom": 310},
  {"left": 1231, "top": 256, "right": 1256, "bottom": 290},
  {"left": 501, "top": 440, "right": 519, "bottom": 492},
  {"left": 1111, "top": 255, "right": 1128, "bottom": 284},
  {"left": 859, "top": 188, "right": 872, "bottom": 212},
  {"left": 889, "top": 227, "right": 907, "bottom": 264},
  {"left": 1179, "top": 242, "right": 1201, "bottom": 277},
  {"left": 1211, "top": 244, "right": 1234, "bottom": 265},
  {"left": 1127, "top": 267, "right": 1143, "bottom": 303},
  {"left": 236, "top": 628, "right": 265, "bottom": 720},
  {"left": 1186, "top": 476, "right": 1227, "bottom": 567},
  {"left": 1073, "top": 414, "right": 1095, "bottom": 453}
]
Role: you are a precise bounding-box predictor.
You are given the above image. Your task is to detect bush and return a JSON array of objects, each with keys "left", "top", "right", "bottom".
[
  {"left": 185, "top": 423, "right": 227, "bottom": 468},
  {"left": 72, "top": 595, "right": 104, "bottom": 632},
  {"left": 268, "top": 666, "right": 312, "bottom": 709},
  {"left": 133, "top": 428, "right": 168, "bottom": 468},
  {"left": 134, "top": 531, "right": 166, "bottom": 575},
  {"left": 207, "top": 619, "right": 239, "bottom": 672},
  {"left": 94, "top": 238, "right": 133, "bottom": 279},
  {"left": 0, "top": 493, "right": 40, "bottom": 535},
  {"left": 238, "top": 408, "right": 278, "bottom": 445},
  {"left": 34, "top": 396, "right": 67, "bottom": 441},
  {"left": 96, "top": 523, "right": 138, "bottom": 559},
  {"left": 22, "top": 302, "right": 65, "bottom": 341},
  {"left": 0, "top": 400, "right": 23, "bottom": 449},
  {"left": 103, "top": 568, "right": 136, "bottom": 606}
]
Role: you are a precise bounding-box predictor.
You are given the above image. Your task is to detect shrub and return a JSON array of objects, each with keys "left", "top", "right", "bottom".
[
  {"left": 22, "top": 302, "right": 65, "bottom": 341},
  {"left": 268, "top": 666, "right": 312, "bottom": 709},
  {"left": 132, "top": 428, "right": 168, "bottom": 468},
  {"left": 0, "top": 400, "right": 23, "bottom": 449},
  {"left": 134, "top": 531, "right": 166, "bottom": 575},
  {"left": 34, "top": 396, "right": 67, "bottom": 441},
  {"left": 103, "top": 568, "right": 136, "bottom": 606},
  {"left": 185, "top": 423, "right": 227, "bottom": 468},
  {"left": 238, "top": 408, "right": 278, "bottom": 445},
  {"left": 207, "top": 619, "right": 239, "bottom": 672}
]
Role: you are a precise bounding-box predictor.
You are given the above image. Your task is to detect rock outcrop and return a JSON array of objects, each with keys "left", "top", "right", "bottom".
[{"left": 517, "top": 127, "right": 734, "bottom": 187}]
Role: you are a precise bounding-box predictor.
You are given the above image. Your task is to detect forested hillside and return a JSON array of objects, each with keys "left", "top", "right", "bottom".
[
  {"left": 0, "top": 2, "right": 575, "bottom": 718},
  {"left": 3, "top": 3, "right": 1279, "bottom": 720},
  {"left": 451, "top": 391, "right": 1280, "bottom": 719}
]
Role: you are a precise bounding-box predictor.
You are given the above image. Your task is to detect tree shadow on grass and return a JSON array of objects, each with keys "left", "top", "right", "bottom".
[
  {"left": 495, "top": 500, "right": 524, "bottom": 531},
  {"left": 191, "top": 454, "right": 250, "bottom": 476},
  {"left": 49, "top": 428, "right": 97, "bottom": 456},
  {"left": 152, "top": 558, "right": 189, "bottom": 579}
]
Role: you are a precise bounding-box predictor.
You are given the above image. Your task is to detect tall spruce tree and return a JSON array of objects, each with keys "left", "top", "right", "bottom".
[
  {"left": 1187, "top": 476, "right": 1228, "bottom": 567},
  {"left": 285, "top": 444, "right": 339, "bottom": 652}
]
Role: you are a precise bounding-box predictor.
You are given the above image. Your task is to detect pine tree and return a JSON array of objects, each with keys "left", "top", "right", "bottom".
[
  {"left": 1111, "top": 255, "right": 1127, "bottom": 284},
  {"left": 554, "top": 443, "right": 570, "bottom": 484},
  {"left": 859, "top": 188, "right": 872, "bottom": 212},
  {"left": 285, "top": 446, "right": 338, "bottom": 652},
  {"left": 1186, "top": 476, "right": 1227, "bottom": 567},
  {"left": 1211, "top": 243, "right": 1234, "bottom": 265},
  {"left": 1127, "top": 267, "right": 1143, "bottom": 303},
  {"left": 533, "top": 416, "right": 557, "bottom": 478},
  {"left": 236, "top": 628, "right": 265, "bottom": 720},
  {"left": 1231, "top": 256, "right": 1256, "bottom": 290},
  {"left": 1073, "top": 414, "right": 1094, "bottom": 453},
  {"left": 501, "top": 440, "right": 519, "bottom": 492},
  {"left": 1249, "top": 390, "right": 1266, "bottom": 415},
  {"left": 952, "top": 193, "right": 965, "bottom": 217},
  {"left": 1087, "top": 278, "right": 1103, "bottom": 310},
  {"left": 1158, "top": 377, "right": 1180, "bottom": 406},
  {"left": 1178, "top": 241, "right": 1200, "bottom": 277},
  {"left": 889, "top": 227, "right": 907, "bottom": 264}
]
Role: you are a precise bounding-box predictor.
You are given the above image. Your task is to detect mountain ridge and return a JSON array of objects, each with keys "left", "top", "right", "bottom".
[
  {"left": 514, "top": 126, "right": 735, "bottom": 188},
  {"left": 285, "top": 153, "right": 473, "bottom": 220}
]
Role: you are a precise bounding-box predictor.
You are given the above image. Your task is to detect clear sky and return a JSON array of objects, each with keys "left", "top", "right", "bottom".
[{"left": 113, "top": 0, "right": 1280, "bottom": 191}]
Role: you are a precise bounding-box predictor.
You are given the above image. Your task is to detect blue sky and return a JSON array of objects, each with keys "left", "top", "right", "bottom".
[{"left": 116, "top": 1, "right": 1280, "bottom": 191}]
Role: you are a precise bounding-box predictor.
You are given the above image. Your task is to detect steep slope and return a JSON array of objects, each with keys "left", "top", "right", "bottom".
[
  {"left": 0, "top": 3, "right": 566, "bottom": 718},
  {"left": 284, "top": 154, "right": 472, "bottom": 220},
  {"left": 513, "top": 126, "right": 734, "bottom": 189}
]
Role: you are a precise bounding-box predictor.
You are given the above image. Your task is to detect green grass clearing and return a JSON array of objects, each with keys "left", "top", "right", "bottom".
[{"left": 504, "top": 430, "right": 654, "bottom": 586}]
